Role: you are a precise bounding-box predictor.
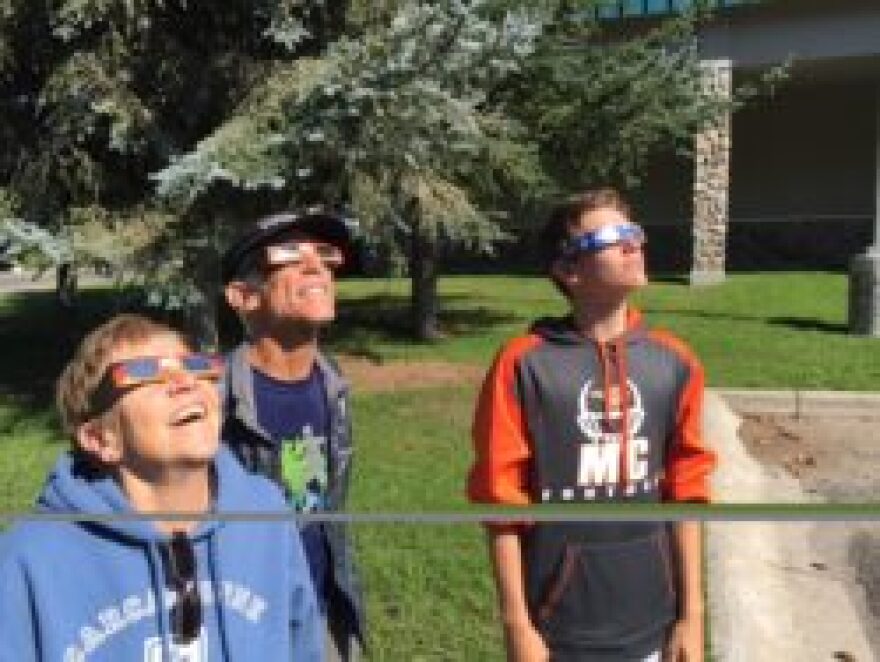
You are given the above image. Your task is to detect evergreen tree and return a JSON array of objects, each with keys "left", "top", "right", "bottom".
[
  {"left": 2, "top": 0, "right": 774, "bottom": 341},
  {"left": 0, "top": 0, "right": 347, "bottom": 320},
  {"left": 156, "top": 1, "right": 545, "bottom": 339}
]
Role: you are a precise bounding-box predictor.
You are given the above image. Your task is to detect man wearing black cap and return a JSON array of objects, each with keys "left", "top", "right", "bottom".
[{"left": 220, "top": 208, "right": 365, "bottom": 661}]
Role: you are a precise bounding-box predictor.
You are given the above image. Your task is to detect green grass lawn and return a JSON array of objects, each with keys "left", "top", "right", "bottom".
[
  {"left": 331, "top": 272, "right": 880, "bottom": 389},
  {"left": 355, "top": 523, "right": 504, "bottom": 660},
  {"left": 351, "top": 387, "right": 476, "bottom": 512},
  {"left": 0, "top": 401, "right": 65, "bottom": 514},
  {"left": 1, "top": 272, "right": 878, "bottom": 659}
]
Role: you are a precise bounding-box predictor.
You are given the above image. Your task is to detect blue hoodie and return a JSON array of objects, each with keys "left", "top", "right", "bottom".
[{"left": 0, "top": 447, "right": 323, "bottom": 662}]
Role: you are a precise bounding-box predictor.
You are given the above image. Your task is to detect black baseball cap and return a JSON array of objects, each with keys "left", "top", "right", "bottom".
[{"left": 221, "top": 207, "right": 354, "bottom": 284}]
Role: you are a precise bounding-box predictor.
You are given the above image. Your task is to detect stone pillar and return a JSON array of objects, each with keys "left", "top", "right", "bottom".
[
  {"left": 847, "top": 87, "right": 880, "bottom": 336},
  {"left": 849, "top": 254, "right": 879, "bottom": 335},
  {"left": 690, "top": 58, "right": 732, "bottom": 286}
]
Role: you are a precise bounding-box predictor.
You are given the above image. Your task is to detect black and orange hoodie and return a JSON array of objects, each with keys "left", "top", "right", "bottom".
[{"left": 468, "top": 308, "right": 716, "bottom": 659}]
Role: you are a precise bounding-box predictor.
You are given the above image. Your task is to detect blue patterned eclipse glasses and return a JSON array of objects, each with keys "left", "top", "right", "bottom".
[{"left": 562, "top": 223, "right": 646, "bottom": 259}]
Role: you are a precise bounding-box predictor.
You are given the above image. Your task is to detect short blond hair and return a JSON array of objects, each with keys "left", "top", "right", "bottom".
[{"left": 56, "top": 314, "right": 186, "bottom": 437}]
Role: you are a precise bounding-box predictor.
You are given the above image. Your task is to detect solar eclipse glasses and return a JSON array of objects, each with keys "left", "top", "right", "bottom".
[
  {"left": 264, "top": 241, "right": 344, "bottom": 270},
  {"left": 561, "top": 223, "right": 646, "bottom": 260},
  {"left": 104, "top": 355, "right": 224, "bottom": 389},
  {"left": 90, "top": 354, "right": 223, "bottom": 415}
]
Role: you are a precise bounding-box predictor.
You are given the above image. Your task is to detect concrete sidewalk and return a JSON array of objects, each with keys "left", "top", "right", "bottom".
[
  {"left": 717, "top": 388, "right": 880, "bottom": 419},
  {"left": 705, "top": 390, "right": 878, "bottom": 661},
  {"left": 0, "top": 270, "right": 111, "bottom": 294}
]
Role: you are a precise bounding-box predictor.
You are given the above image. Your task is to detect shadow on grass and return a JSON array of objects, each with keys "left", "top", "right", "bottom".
[
  {"left": 0, "top": 292, "right": 105, "bottom": 411},
  {"left": 328, "top": 293, "right": 518, "bottom": 359},
  {"left": 0, "top": 289, "right": 159, "bottom": 415},
  {"left": 3, "top": 288, "right": 519, "bottom": 405},
  {"left": 641, "top": 307, "right": 764, "bottom": 324},
  {"left": 649, "top": 274, "right": 690, "bottom": 285},
  {"left": 643, "top": 306, "right": 849, "bottom": 335},
  {"left": 766, "top": 317, "right": 849, "bottom": 334}
]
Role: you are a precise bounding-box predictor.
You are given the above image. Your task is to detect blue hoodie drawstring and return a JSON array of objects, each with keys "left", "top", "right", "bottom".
[
  {"left": 146, "top": 542, "right": 175, "bottom": 662},
  {"left": 207, "top": 532, "right": 233, "bottom": 661}
]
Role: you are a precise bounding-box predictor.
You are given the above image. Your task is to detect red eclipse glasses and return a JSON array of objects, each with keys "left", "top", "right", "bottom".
[
  {"left": 104, "top": 354, "right": 224, "bottom": 389},
  {"left": 90, "top": 354, "right": 222, "bottom": 416}
]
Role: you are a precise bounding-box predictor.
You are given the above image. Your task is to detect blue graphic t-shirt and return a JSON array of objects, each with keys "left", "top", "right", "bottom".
[{"left": 252, "top": 365, "right": 330, "bottom": 611}]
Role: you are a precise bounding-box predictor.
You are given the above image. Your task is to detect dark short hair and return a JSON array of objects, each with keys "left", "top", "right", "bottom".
[
  {"left": 539, "top": 188, "right": 632, "bottom": 296},
  {"left": 221, "top": 207, "right": 352, "bottom": 284}
]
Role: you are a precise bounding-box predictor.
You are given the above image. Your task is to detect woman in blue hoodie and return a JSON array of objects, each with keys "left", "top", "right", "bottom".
[{"left": 0, "top": 314, "right": 323, "bottom": 661}]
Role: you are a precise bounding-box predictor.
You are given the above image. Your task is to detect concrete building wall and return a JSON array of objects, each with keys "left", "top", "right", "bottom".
[
  {"left": 693, "top": 0, "right": 880, "bottom": 273},
  {"left": 726, "top": 79, "right": 877, "bottom": 270},
  {"left": 631, "top": 77, "right": 878, "bottom": 273},
  {"left": 701, "top": 1, "right": 880, "bottom": 68},
  {"left": 601, "top": 0, "right": 880, "bottom": 275},
  {"left": 730, "top": 80, "right": 875, "bottom": 221}
]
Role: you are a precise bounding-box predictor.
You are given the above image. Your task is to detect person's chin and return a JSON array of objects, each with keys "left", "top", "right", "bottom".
[
  {"left": 296, "top": 309, "right": 336, "bottom": 325},
  {"left": 624, "top": 270, "right": 647, "bottom": 288},
  {"left": 171, "top": 427, "right": 219, "bottom": 457},
  {"left": 178, "top": 448, "right": 218, "bottom": 469}
]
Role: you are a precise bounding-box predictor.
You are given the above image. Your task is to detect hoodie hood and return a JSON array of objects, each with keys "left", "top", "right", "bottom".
[
  {"left": 36, "top": 448, "right": 254, "bottom": 543},
  {"left": 36, "top": 453, "right": 160, "bottom": 543},
  {"left": 529, "top": 307, "right": 646, "bottom": 345}
]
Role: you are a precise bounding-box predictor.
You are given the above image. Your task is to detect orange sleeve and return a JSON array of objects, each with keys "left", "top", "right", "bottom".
[
  {"left": 467, "top": 335, "right": 541, "bottom": 506},
  {"left": 651, "top": 331, "right": 717, "bottom": 503}
]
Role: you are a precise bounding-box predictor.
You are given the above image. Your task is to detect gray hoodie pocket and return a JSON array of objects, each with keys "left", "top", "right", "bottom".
[{"left": 536, "top": 532, "right": 676, "bottom": 648}]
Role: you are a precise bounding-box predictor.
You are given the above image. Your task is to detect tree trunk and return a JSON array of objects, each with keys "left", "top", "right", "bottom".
[
  {"left": 193, "top": 296, "right": 219, "bottom": 351},
  {"left": 409, "top": 220, "right": 442, "bottom": 341},
  {"left": 55, "top": 262, "right": 78, "bottom": 309},
  {"left": 185, "top": 280, "right": 220, "bottom": 351}
]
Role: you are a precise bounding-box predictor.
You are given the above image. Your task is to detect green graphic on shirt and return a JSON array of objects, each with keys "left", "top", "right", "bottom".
[
  {"left": 279, "top": 427, "right": 328, "bottom": 512},
  {"left": 281, "top": 442, "right": 308, "bottom": 497}
]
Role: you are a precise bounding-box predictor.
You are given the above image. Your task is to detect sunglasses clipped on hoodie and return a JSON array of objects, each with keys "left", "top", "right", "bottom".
[{"left": 161, "top": 532, "right": 202, "bottom": 644}]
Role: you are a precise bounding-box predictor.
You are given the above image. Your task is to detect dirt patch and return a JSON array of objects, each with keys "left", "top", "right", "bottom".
[
  {"left": 738, "top": 413, "right": 880, "bottom": 503},
  {"left": 336, "top": 355, "right": 486, "bottom": 393},
  {"left": 739, "top": 413, "right": 880, "bottom": 660},
  {"left": 735, "top": 412, "right": 880, "bottom": 655}
]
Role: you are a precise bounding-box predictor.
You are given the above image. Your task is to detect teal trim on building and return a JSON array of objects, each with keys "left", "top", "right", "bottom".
[{"left": 596, "top": 0, "right": 755, "bottom": 20}]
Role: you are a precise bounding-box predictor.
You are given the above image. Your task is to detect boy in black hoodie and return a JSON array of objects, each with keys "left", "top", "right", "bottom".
[{"left": 468, "top": 188, "right": 716, "bottom": 661}]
